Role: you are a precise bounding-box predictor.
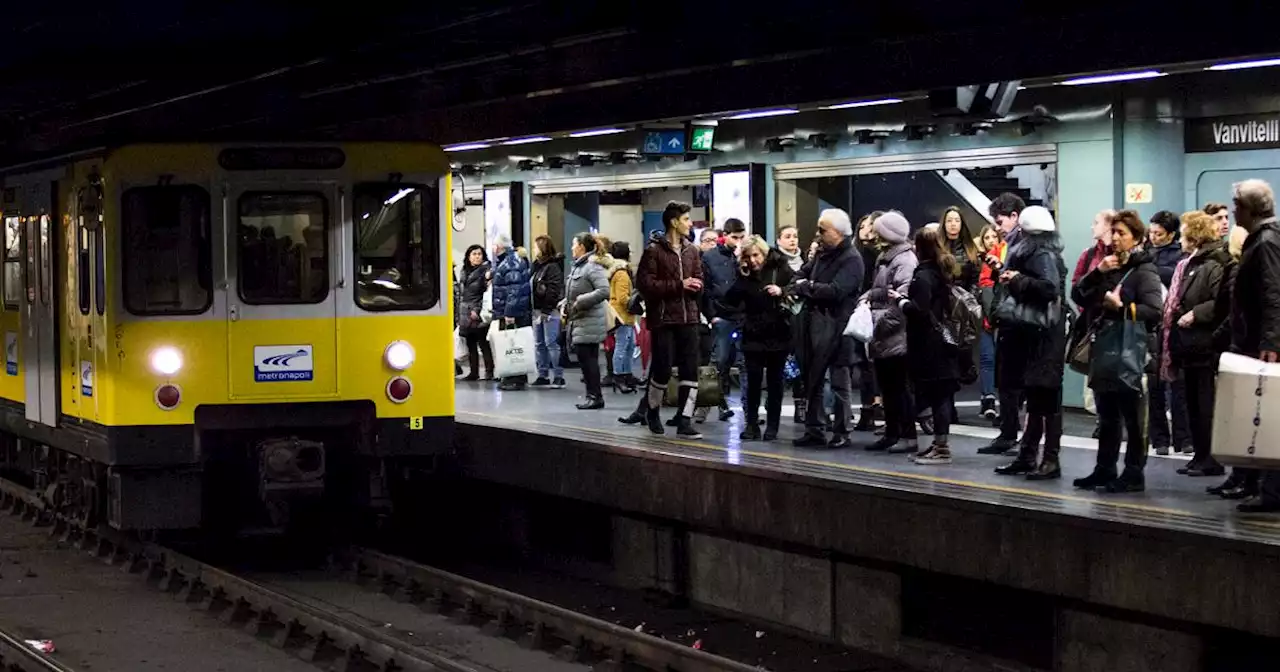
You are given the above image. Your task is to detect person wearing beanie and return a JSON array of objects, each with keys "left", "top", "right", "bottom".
[
  {"left": 991, "top": 204, "right": 1069, "bottom": 481},
  {"left": 873, "top": 210, "right": 911, "bottom": 245},
  {"left": 863, "top": 210, "right": 920, "bottom": 454}
]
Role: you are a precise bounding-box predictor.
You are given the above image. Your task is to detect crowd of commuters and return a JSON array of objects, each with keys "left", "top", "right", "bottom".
[{"left": 456, "top": 179, "right": 1280, "bottom": 513}]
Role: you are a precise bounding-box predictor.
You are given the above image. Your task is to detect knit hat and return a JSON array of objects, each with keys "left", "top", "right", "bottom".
[
  {"left": 874, "top": 211, "right": 910, "bottom": 244},
  {"left": 1018, "top": 205, "right": 1055, "bottom": 233}
]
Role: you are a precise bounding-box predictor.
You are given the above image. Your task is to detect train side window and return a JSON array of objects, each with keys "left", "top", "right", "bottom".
[
  {"left": 77, "top": 217, "right": 90, "bottom": 315},
  {"left": 2, "top": 216, "right": 20, "bottom": 309},
  {"left": 352, "top": 183, "right": 439, "bottom": 311},
  {"left": 236, "top": 192, "right": 329, "bottom": 305},
  {"left": 121, "top": 186, "right": 213, "bottom": 316},
  {"left": 94, "top": 226, "right": 105, "bottom": 315}
]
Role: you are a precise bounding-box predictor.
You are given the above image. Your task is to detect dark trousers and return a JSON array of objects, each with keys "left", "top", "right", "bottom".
[
  {"left": 998, "top": 386, "right": 1026, "bottom": 440},
  {"left": 874, "top": 356, "right": 916, "bottom": 441},
  {"left": 1148, "top": 374, "right": 1190, "bottom": 450},
  {"left": 1094, "top": 389, "right": 1148, "bottom": 479},
  {"left": 857, "top": 358, "right": 878, "bottom": 409},
  {"left": 917, "top": 386, "right": 953, "bottom": 439},
  {"left": 465, "top": 333, "right": 494, "bottom": 377},
  {"left": 576, "top": 343, "right": 602, "bottom": 399},
  {"left": 805, "top": 363, "right": 851, "bottom": 436},
  {"left": 646, "top": 324, "right": 700, "bottom": 417},
  {"left": 745, "top": 350, "right": 787, "bottom": 429},
  {"left": 1183, "top": 366, "right": 1219, "bottom": 465}
]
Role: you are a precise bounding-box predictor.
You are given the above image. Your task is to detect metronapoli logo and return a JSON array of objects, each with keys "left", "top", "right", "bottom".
[{"left": 254, "top": 345, "right": 314, "bottom": 382}]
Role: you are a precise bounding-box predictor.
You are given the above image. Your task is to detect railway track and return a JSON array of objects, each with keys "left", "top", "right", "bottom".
[
  {"left": 0, "top": 627, "right": 74, "bottom": 672},
  {"left": 0, "top": 479, "right": 762, "bottom": 672}
]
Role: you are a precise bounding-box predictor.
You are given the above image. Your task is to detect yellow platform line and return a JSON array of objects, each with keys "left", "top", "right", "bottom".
[{"left": 461, "top": 410, "right": 1280, "bottom": 529}]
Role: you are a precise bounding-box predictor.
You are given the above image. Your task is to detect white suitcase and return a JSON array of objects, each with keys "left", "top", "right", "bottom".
[{"left": 1212, "top": 352, "right": 1280, "bottom": 469}]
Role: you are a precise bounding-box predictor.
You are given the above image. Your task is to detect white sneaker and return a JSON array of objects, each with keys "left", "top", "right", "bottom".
[{"left": 912, "top": 448, "right": 952, "bottom": 465}]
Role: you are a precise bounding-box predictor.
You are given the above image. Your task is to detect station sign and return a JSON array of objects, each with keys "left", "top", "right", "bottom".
[
  {"left": 1185, "top": 113, "right": 1280, "bottom": 153},
  {"left": 642, "top": 130, "right": 686, "bottom": 155}
]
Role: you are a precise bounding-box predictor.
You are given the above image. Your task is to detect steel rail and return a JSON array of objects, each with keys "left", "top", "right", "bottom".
[
  {"left": 350, "top": 548, "right": 763, "bottom": 672},
  {"left": 0, "top": 628, "right": 76, "bottom": 672}
]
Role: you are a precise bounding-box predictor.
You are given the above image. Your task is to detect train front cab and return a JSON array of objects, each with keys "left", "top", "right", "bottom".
[{"left": 4, "top": 143, "right": 456, "bottom": 533}]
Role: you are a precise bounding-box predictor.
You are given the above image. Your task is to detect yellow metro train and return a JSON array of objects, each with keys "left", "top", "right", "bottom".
[{"left": 0, "top": 142, "right": 455, "bottom": 533}]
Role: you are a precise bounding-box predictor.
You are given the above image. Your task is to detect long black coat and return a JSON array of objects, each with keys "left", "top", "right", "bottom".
[
  {"left": 900, "top": 260, "right": 958, "bottom": 386},
  {"left": 1169, "top": 240, "right": 1232, "bottom": 369},
  {"left": 726, "top": 252, "right": 795, "bottom": 354},
  {"left": 791, "top": 237, "right": 863, "bottom": 388},
  {"left": 998, "top": 232, "right": 1068, "bottom": 390},
  {"left": 1228, "top": 219, "right": 1280, "bottom": 357}
]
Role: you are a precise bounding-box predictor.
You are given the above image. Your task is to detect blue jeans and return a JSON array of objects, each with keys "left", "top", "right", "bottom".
[
  {"left": 533, "top": 311, "right": 563, "bottom": 379},
  {"left": 979, "top": 330, "right": 996, "bottom": 397},
  {"left": 613, "top": 324, "right": 636, "bottom": 375},
  {"left": 712, "top": 318, "right": 744, "bottom": 407}
]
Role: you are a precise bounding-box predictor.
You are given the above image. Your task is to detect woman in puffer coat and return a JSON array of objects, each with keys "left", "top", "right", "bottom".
[
  {"left": 863, "top": 211, "right": 919, "bottom": 454},
  {"left": 565, "top": 232, "right": 612, "bottom": 410}
]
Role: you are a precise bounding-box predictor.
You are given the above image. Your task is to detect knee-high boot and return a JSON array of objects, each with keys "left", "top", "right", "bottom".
[{"left": 1028, "top": 412, "right": 1062, "bottom": 480}]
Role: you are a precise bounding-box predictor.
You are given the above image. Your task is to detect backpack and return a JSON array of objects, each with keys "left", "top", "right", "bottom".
[
  {"left": 612, "top": 267, "right": 644, "bottom": 316},
  {"left": 946, "top": 285, "right": 983, "bottom": 384}
]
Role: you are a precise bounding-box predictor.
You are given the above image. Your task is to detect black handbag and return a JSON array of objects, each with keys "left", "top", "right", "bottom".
[{"left": 994, "top": 294, "right": 1060, "bottom": 330}]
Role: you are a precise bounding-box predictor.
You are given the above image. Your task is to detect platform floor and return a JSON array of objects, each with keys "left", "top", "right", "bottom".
[{"left": 454, "top": 379, "right": 1280, "bottom": 548}]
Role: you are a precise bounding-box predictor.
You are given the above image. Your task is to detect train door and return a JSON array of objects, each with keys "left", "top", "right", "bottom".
[
  {"left": 16, "top": 181, "right": 58, "bottom": 425},
  {"left": 225, "top": 183, "right": 339, "bottom": 399}
]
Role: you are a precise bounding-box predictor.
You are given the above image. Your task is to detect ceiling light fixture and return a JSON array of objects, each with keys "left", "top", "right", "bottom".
[
  {"left": 1206, "top": 58, "right": 1280, "bottom": 71},
  {"left": 569, "top": 128, "right": 627, "bottom": 138},
  {"left": 1059, "top": 70, "right": 1165, "bottom": 86},
  {"left": 724, "top": 108, "right": 799, "bottom": 120},
  {"left": 502, "top": 136, "right": 553, "bottom": 145},
  {"left": 444, "top": 143, "right": 491, "bottom": 152},
  {"left": 821, "top": 98, "right": 903, "bottom": 110}
]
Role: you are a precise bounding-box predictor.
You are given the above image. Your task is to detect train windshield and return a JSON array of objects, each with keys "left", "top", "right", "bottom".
[
  {"left": 353, "top": 183, "right": 439, "bottom": 311},
  {"left": 236, "top": 192, "right": 330, "bottom": 305},
  {"left": 121, "top": 186, "right": 213, "bottom": 315}
]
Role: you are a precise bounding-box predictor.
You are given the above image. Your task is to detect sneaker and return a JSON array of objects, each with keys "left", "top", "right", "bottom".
[
  {"left": 550, "top": 377, "right": 566, "bottom": 389},
  {"left": 912, "top": 448, "right": 952, "bottom": 465},
  {"left": 693, "top": 406, "right": 710, "bottom": 423},
  {"left": 978, "top": 437, "right": 1018, "bottom": 455},
  {"left": 740, "top": 424, "right": 762, "bottom": 441},
  {"left": 531, "top": 377, "right": 551, "bottom": 388},
  {"left": 1153, "top": 445, "right": 1170, "bottom": 456},
  {"left": 719, "top": 408, "right": 735, "bottom": 422},
  {"left": 980, "top": 395, "right": 997, "bottom": 420}
]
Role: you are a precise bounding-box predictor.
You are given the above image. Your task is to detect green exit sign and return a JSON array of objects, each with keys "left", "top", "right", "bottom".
[{"left": 689, "top": 126, "right": 715, "bottom": 152}]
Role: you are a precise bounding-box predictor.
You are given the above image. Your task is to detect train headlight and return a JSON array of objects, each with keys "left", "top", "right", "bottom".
[
  {"left": 384, "top": 341, "right": 415, "bottom": 370},
  {"left": 150, "top": 347, "right": 183, "bottom": 376}
]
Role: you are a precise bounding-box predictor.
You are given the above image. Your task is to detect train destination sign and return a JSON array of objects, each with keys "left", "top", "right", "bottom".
[{"left": 1185, "top": 113, "right": 1280, "bottom": 153}]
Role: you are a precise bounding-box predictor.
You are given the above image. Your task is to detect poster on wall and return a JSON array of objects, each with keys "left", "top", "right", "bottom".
[
  {"left": 711, "top": 170, "right": 751, "bottom": 230},
  {"left": 483, "top": 187, "right": 511, "bottom": 256}
]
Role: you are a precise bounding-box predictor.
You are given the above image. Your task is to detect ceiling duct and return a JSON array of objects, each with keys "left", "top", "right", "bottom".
[{"left": 928, "top": 81, "right": 1021, "bottom": 119}]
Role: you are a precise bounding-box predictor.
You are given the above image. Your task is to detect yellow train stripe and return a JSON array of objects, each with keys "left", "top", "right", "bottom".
[{"left": 462, "top": 411, "right": 1280, "bottom": 528}]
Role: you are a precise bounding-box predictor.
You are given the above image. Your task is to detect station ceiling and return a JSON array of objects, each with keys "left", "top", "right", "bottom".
[{"left": 0, "top": 0, "right": 1276, "bottom": 164}]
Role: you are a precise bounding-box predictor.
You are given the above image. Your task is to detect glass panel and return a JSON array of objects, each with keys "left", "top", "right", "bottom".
[
  {"left": 3, "top": 216, "right": 20, "bottom": 308},
  {"left": 24, "top": 218, "right": 35, "bottom": 305},
  {"left": 39, "top": 215, "right": 50, "bottom": 307},
  {"left": 77, "top": 219, "right": 90, "bottom": 315},
  {"left": 121, "top": 186, "right": 213, "bottom": 315},
  {"left": 237, "top": 192, "right": 329, "bottom": 305},
  {"left": 353, "top": 183, "right": 439, "bottom": 310},
  {"left": 94, "top": 227, "right": 105, "bottom": 315}
]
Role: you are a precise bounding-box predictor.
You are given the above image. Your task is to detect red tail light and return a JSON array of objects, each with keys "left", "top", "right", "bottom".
[
  {"left": 155, "top": 384, "right": 181, "bottom": 410},
  {"left": 386, "top": 376, "right": 412, "bottom": 403}
]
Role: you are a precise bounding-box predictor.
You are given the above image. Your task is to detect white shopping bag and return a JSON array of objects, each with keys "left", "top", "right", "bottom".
[
  {"left": 1212, "top": 352, "right": 1280, "bottom": 469},
  {"left": 491, "top": 326, "right": 539, "bottom": 378},
  {"left": 453, "top": 328, "right": 468, "bottom": 362},
  {"left": 844, "top": 302, "right": 874, "bottom": 342}
]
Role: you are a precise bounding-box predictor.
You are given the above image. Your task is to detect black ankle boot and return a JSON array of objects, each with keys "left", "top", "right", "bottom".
[
  {"left": 646, "top": 408, "right": 664, "bottom": 435},
  {"left": 1027, "top": 412, "right": 1063, "bottom": 480}
]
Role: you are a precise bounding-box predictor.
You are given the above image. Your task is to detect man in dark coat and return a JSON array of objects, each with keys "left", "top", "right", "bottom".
[
  {"left": 491, "top": 234, "right": 533, "bottom": 391},
  {"left": 791, "top": 209, "right": 864, "bottom": 449},
  {"left": 1226, "top": 179, "right": 1280, "bottom": 513},
  {"left": 702, "top": 218, "right": 748, "bottom": 421}
]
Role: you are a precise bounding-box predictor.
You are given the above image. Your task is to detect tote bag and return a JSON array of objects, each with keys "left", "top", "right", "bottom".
[{"left": 492, "top": 326, "right": 539, "bottom": 378}]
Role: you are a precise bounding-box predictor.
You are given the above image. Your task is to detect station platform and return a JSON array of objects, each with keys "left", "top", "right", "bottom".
[{"left": 454, "top": 381, "right": 1280, "bottom": 548}]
